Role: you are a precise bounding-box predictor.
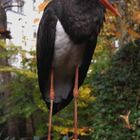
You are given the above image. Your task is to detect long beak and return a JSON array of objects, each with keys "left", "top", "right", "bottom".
[{"left": 99, "top": 0, "right": 121, "bottom": 17}]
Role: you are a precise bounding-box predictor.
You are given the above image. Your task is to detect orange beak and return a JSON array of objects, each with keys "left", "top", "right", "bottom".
[{"left": 99, "top": 0, "right": 121, "bottom": 17}]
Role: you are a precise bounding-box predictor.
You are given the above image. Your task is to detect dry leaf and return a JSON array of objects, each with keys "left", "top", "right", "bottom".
[{"left": 38, "top": 1, "right": 51, "bottom": 12}]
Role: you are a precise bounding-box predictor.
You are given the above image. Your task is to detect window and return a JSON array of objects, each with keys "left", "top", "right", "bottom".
[
  {"left": 17, "top": 0, "right": 24, "bottom": 13},
  {"left": 33, "top": 31, "right": 37, "bottom": 38}
]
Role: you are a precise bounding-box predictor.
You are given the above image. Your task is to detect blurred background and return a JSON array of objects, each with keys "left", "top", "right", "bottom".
[{"left": 0, "top": 0, "right": 140, "bottom": 139}]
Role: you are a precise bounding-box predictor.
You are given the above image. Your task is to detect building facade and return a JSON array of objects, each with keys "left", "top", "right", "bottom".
[{"left": 6, "top": 0, "right": 43, "bottom": 50}]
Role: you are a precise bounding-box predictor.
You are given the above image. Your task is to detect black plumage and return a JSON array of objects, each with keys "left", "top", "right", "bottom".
[{"left": 37, "top": 0, "right": 106, "bottom": 114}]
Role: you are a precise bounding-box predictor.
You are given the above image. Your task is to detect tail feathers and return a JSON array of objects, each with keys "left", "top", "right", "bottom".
[{"left": 46, "top": 91, "right": 73, "bottom": 115}]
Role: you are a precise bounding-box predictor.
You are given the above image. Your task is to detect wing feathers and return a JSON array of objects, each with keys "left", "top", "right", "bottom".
[{"left": 37, "top": 6, "right": 57, "bottom": 100}]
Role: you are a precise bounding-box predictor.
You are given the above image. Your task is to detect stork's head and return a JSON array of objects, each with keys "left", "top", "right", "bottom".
[{"left": 99, "top": 0, "right": 121, "bottom": 17}]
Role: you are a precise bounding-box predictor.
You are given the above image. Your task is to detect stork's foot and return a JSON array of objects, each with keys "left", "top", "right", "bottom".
[
  {"left": 73, "top": 66, "right": 79, "bottom": 140},
  {"left": 48, "top": 68, "right": 55, "bottom": 140}
]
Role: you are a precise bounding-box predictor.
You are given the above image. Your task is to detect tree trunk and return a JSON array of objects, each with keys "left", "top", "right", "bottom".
[
  {"left": 0, "top": 2, "right": 19, "bottom": 137},
  {"left": 0, "top": 4, "right": 7, "bottom": 31},
  {"left": 26, "top": 115, "right": 35, "bottom": 137}
]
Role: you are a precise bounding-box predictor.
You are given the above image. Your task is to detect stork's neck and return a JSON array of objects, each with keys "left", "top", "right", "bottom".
[
  {"left": 60, "top": 0, "right": 102, "bottom": 16},
  {"left": 57, "top": 0, "right": 105, "bottom": 43}
]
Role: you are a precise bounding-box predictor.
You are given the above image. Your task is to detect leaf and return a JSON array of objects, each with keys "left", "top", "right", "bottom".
[
  {"left": 38, "top": 1, "right": 51, "bottom": 12},
  {"left": 4, "top": 137, "right": 10, "bottom": 140},
  {"left": 132, "top": 11, "right": 140, "bottom": 24},
  {"left": 127, "top": 28, "right": 140, "bottom": 39},
  {"left": 33, "top": 136, "right": 40, "bottom": 140},
  {"left": 33, "top": 18, "right": 40, "bottom": 24}
]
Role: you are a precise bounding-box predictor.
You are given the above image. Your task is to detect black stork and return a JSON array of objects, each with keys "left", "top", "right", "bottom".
[{"left": 36, "top": 0, "right": 121, "bottom": 139}]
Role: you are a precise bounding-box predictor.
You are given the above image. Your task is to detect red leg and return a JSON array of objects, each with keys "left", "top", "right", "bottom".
[
  {"left": 73, "top": 65, "right": 79, "bottom": 140},
  {"left": 48, "top": 68, "right": 55, "bottom": 140}
]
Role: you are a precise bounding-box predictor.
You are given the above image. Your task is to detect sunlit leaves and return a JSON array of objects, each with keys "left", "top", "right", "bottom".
[
  {"left": 0, "top": 66, "right": 36, "bottom": 78},
  {"left": 132, "top": 11, "right": 140, "bottom": 24},
  {"left": 38, "top": 1, "right": 51, "bottom": 12}
]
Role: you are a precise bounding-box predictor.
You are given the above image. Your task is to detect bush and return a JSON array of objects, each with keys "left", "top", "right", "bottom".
[{"left": 91, "top": 40, "right": 140, "bottom": 140}]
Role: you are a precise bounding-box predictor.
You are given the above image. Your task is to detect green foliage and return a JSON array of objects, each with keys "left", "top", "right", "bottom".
[
  {"left": 91, "top": 40, "right": 140, "bottom": 140},
  {"left": 0, "top": 41, "right": 48, "bottom": 137}
]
